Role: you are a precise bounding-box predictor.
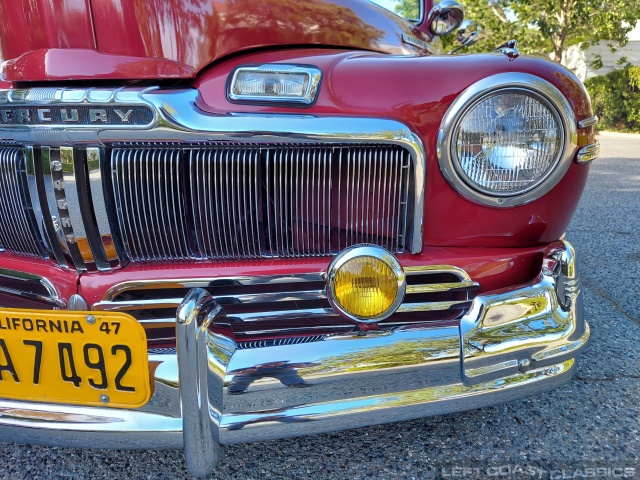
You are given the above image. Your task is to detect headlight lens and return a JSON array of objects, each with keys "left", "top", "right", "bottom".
[
  {"left": 327, "top": 246, "right": 405, "bottom": 322},
  {"left": 453, "top": 91, "right": 563, "bottom": 196}
]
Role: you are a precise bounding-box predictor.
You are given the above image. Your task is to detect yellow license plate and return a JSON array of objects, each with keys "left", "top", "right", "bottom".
[{"left": 0, "top": 309, "right": 151, "bottom": 409}]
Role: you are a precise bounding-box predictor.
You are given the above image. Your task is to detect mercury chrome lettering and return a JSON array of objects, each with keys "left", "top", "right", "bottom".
[{"left": 0, "top": 105, "right": 154, "bottom": 127}]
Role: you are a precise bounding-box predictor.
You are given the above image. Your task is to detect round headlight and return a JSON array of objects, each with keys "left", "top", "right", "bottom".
[
  {"left": 454, "top": 91, "right": 563, "bottom": 195},
  {"left": 438, "top": 73, "right": 577, "bottom": 207},
  {"left": 327, "top": 245, "right": 405, "bottom": 323}
]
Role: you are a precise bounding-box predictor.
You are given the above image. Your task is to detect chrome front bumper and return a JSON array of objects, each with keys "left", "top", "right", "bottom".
[{"left": 0, "top": 241, "right": 589, "bottom": 476}]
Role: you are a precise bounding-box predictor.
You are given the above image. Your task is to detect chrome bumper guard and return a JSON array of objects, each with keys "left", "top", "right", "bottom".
[{"left": 0, "top": 241, "right": 589, "bottom": 477}]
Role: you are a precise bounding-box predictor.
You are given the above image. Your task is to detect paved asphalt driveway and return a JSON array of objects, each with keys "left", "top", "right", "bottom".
[{"left": 1, "top": 135, "right": 638, "bottom": 479}]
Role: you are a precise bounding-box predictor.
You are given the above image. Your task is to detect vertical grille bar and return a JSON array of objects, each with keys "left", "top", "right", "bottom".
[
  {"left": 189, "top": 147, "right": 262, "bottom": 259},
  {"left": 0, "top": 147, "right": 44, "bottom": 256},
  {"left": 112, "top": 147, "right": 194, "bottom": 261}
]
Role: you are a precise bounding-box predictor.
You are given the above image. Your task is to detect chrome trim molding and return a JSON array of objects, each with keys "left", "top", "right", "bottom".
[
  {"left": 326, "top": 245, "right": 406, "bottom": 323},
  {"left": 0, "top": 87, "right": 157, "bottom": 131},
  {"left": 494, "top": 39, "right": 519, "bottom": 60},
  {"left": 577, "top": 115, "right": 598, "bottom": 128},
  {"left": 0, "top": 268, "right": 66, "bottom": 308},
  {"left": 92, "top": 265, "right": 477, "bottom": 336},
  {"left": 0, "top": 241, "right": 588, "bottom": 474},
  {"left": 100, "top": 273, "right": 327, "bottom": 301},
  {"left": 54, "top": 147, "right": 86, "bottom": 270},
  {"left": 576, "top": 141, "right": 600, "bottom": 164},
  {"left": 437, "top": 73, "right": 578, "bottom": 207},
  {"left": 228, "top": 64, "right": 322, "bottom": 105}
]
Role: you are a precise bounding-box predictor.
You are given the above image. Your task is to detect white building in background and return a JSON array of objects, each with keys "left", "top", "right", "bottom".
[{"left": 563, "top": 21, "right": 640, "bottom": 81}]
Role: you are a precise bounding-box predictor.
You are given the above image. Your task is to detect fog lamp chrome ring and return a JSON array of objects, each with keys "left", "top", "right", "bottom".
[{"left": 326, "top": 245, "right": 406, "bottom": 323}]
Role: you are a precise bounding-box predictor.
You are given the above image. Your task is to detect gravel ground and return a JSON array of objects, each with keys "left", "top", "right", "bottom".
[{"left": 1, "top": 135, "right": 638, "bottom": 479}]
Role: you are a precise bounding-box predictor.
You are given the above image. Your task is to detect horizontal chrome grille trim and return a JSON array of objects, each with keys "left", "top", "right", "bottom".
[
  {"left": 94, "top": 281, "right": 478, "bottom": 312},
  {"left": 95, "top": 267, "right": 479, "bottom": 341},
  {"left": 93, "top": 289, "right": 328, "bottom": 311},
  {"left": 95, "top": 300, "right": 474, "bottom": 322},
  {"left": 102, "top": 273, "right": 325, "bottom": 300},
  {"left": 0, "top": 268, "right": 65, "bottom": 308},
  {"left": 405, "top": 281, "right": 478, "bottom": 294},
  {"left": 97, "top": 266, "right": 472, "bottom": 304},
  {"left": 0, "top": 147, "right": 46, "bottom": 257}
]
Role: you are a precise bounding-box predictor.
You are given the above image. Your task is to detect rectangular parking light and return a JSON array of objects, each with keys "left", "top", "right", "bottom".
[{"left": 229, "top": 65, "right": 322, "bottom": 105}]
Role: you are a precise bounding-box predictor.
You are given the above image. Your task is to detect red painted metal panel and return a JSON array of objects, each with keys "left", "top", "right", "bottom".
[
  {"left": 1, "top": 49, "right": 195, "bottom": 81},
  {"left": 193, "top": 49, "right": 592, "bottom": 249},
  {"left": 0, "top": 0, "right": 95, "bottom": 61},
  {"left": 77, "top": 246, "right": 544, "bottom": 306},
  {"left": 0, "top": 0, "right": 427, "bottom": 81}
]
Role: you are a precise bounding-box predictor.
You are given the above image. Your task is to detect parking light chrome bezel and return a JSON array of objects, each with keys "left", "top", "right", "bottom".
[{"left": 228, "top": 64, "right": 322, "bottom": 106}]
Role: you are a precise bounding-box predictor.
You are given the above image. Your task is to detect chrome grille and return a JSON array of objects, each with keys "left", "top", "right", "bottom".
[
  {"left": 93, "top": 266, "right": 480, "bottom": 347},
  {"left": 110, "top": 144, "right": 412, "bottom": 261},
  {"left": 112, "top": 148, "right": 192, "bottom": 261},
  {"left": 0, "top": 147, "right": 45, "bottom": 257},
  {"left": 191, "top": 147, "right": 262, "bottom": 259},
  {"left": 0, "top": 87, "right": 427, "bottom": 270}
]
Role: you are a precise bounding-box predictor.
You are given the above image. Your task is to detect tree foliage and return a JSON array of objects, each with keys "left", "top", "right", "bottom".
[
  {"left": 394, "top": 0, "right": 640, "bottom": 61},
  {"left": 585, "top": 65, "right": 640, "bottom": 132}
]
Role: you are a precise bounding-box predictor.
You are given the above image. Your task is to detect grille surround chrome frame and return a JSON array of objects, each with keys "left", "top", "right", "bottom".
[{"left": 0, "top": 87, "right": 426, "bottom": 270}]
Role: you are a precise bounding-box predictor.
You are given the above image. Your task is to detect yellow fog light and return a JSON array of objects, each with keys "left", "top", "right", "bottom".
[{"left": 327, "top": 245, "right": 406, "bottom": 323}]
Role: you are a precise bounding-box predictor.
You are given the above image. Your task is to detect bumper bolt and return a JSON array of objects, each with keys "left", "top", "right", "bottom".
[
  {"left": 518, "top": 359, "right": 531, "bottom": 372},
  {"left": 86, "top": 315, "right": 96, "bottom": 325}
]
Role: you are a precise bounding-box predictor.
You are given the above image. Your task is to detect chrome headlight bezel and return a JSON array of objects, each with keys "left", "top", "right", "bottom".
[{"left": 437, "top": 73, "right": 578, "bottom": 207}]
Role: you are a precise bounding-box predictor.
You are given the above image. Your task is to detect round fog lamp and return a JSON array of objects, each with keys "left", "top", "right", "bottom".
[{"left": 327, "top": 246, "right": 405, "bottom": 323}]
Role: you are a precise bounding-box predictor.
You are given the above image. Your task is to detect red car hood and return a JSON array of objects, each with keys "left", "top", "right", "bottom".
[{"left": 0, "top": 0, "right": 423, "bottom": 82}]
